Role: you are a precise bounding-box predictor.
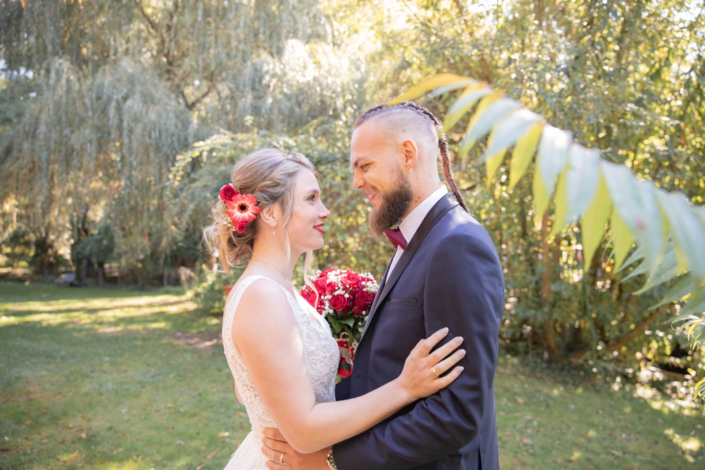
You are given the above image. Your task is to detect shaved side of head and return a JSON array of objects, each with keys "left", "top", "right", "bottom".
[{"left": 358, "top": 108, "right": 439, "bottom": 167}]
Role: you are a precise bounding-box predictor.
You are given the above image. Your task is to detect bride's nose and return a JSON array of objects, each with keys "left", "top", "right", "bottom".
[{"left": 319, "top": 205, "right": 330, "bottom": 219}]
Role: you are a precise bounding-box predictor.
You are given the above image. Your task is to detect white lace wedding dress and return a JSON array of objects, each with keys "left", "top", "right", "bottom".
[{"left": 222, "top": 275, "right": 340, "bottom": 469}]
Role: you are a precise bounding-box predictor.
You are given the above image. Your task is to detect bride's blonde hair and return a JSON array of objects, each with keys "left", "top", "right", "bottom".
[{"left": 203, "top": 148, "right": 315, "bottom": 273}]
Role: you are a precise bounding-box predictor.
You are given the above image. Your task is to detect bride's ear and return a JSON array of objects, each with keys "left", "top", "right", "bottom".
[{"left": 258, "top": 204, "right": 279, "bottom": 230}]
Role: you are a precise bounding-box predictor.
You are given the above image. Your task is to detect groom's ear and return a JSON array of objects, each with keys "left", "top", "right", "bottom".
[{"left": 399, "top": 139, "right": 419, "bottom": 170}]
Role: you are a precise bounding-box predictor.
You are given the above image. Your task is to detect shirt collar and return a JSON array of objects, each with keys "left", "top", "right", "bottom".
[{"left": 398, "top": 186, "right": 448, "bottom": 245}]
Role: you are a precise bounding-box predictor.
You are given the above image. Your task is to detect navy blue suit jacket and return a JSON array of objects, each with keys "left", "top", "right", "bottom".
[{"left": 333, "top": 193, "right": 504, "bottom": 470}]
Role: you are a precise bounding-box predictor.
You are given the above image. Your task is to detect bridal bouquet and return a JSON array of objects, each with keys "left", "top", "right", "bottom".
[{"left": 301, "top": 269, "right": 378, "bottom": 378}]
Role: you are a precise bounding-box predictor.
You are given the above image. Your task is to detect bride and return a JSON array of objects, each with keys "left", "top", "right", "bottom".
[{"left": 203, "top": 148, "right": 465, "bottom": 469}]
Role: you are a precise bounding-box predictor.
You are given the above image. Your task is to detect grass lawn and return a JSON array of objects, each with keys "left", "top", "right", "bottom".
[{"left": 0, "top": 283, "right": 703, "bottom": 469}]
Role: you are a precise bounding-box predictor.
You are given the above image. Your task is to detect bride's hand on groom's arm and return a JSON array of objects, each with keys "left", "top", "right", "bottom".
[
  {"left": 395, "top": 328, "right": 465, "bottom": 402},
  {"left": 261, "top": 428, "right": 329, "bottom": 469}
]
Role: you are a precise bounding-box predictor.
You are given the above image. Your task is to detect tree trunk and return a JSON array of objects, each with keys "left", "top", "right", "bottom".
[
  {"left": 97, "top": 261, "right": 105, "bottom": 288},
  {"left": 541, "top": 212, "right": 559, "bottom": 356}
]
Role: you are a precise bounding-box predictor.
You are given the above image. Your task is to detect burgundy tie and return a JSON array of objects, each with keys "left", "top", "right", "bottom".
[{"left": 384, "top": 228, "right": 408, "bottom": 250}]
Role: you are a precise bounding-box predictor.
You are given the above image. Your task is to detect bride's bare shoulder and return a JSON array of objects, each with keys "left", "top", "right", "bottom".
[{"left": 232, "top": 277, "right": 295, "bottom": 333}]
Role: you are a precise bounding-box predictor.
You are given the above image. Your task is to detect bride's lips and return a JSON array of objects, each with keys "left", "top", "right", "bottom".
[{"left": 314, "top": 224, "right": 325, "bottom": 234}]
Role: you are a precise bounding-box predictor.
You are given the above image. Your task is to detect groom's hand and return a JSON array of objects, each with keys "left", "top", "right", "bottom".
[{"left": 261, "top": 428, "right": 330, "bottom": 469}]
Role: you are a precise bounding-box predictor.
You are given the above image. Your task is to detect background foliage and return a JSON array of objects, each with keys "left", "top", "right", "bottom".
[{"left": 1, "top": 0, "right": 704, "bottom": 399}]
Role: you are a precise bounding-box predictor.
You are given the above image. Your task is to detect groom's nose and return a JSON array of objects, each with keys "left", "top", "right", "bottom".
[{"left": 352, "top": 171, "right": 364, "bottom": 190}]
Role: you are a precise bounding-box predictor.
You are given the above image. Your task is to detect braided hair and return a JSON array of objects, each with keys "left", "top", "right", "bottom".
[{"left": 353, "top": 101, "right": 469, "bottom": 213}]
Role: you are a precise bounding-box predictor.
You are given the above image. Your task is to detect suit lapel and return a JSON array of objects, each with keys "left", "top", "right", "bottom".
[
  {"left": 358, "top": 193, "right": 459, "bottom": 345},
  {"left": 359, "top": 251, "right": 393, "bottom": 338}
]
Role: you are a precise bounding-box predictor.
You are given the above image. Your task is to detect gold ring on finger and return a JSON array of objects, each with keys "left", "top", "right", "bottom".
[
  {"left": 279, "top": 452, "right": 286, "bottom": 465},
  {"left": 432, "top": 366, "right": 440, "bottom": 378}
]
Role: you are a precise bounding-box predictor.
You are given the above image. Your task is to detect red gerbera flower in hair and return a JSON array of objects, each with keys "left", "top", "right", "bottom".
[{"left": 226, "top": 193, "right": 260, "bottom": 233}]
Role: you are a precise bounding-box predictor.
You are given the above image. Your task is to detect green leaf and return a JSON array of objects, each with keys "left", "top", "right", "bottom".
[
  {"left": 651, "top": 273, "right": 694, "bottom": 310},
  {"left": 509, "top": 123, "right": 542, "bottom": 190},
  {"left": 533, "top": 165, "right": 550, "bottom": 221},
  {"left": 327, "top": 315, "right": 342, "bottom": 334},
  {"left": 442, "top": 85, "right": 492, "bottom": 131},
  {"left": 680, "top": 288, "right": 705, "bottom": 316},
  {"left": 426, "top": 79, "right": 480, "bottom": 100},
  {"left": 634, "top": 246, "right": 683, "bottom": 294},
  {"left": 537, "top": 125, "right": 572, "bottom": 199},
  {"left": 565, "top": 144, "right": 601, "bottom": 224},
  {"left": 339, "top": 317, "right": 356, "bottom": 328},
  {"left": 485, "top": 150, "right": 507, "bottom": 186},
  {"left": 693, "top": 206, "right": 705, "bottom": 227},
  {"left": 622, "top": 258, "right": 650, "bottom": 282},
  {"left": 656, "top": 190, "right": 705, "bottom": 282},
  {"left": 550, "top": 168, "right": 569, "bottom": 237},
  {"left": 602, "top": 162, "right": 665, "bottom": 280},
  {"left": 581, "top": 175, "right": 612, "bottom": 270},
  {"left": 388, "top": 74, "right": 472, "bottom": 104},
  {"left": 669, "top": 311, "right": 703, "bottom": 325},
  {"left": 618, "top": 245, "right": 644, "bottom": 273},
  {"left": 459, "top": 96, "right": 520, "bottom": 158},
  {"left": 611, "top": 208, "right": 634, "bottom": 272},
  {"left": 480, "top": 108, "right": 542, "bottom": 162},
  {"left": 694, "top": 378, "right": 705, "bottom": 401}
]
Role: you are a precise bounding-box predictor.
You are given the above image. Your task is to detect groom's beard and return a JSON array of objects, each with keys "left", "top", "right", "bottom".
[{"left": 368, "top": 171, "right": 413, "bottom": 237}]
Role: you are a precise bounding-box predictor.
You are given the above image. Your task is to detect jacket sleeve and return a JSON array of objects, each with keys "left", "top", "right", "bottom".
[
  {"left": 333, "top": 230, "right": 504, "bottom": 470},
  {"left": 335, "top": 376, "right": 351, "bottom": 401}
]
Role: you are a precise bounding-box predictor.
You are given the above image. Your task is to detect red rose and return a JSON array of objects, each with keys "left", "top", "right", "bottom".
[
  {"left": 329, "top": 294, "right": 348, "bottom": 313},
  {"left": 325, "top": 281, "right": 339, "bottom": 295},
  {"left": 346, "top": 295, "right": 355, "bottom": 311},
  {"left": 235, "top": 221, "right": 248, "bottom": 234},
  {"left": 353, "top": 290, "right": 375, "bottom": 316},
  {"left": 219, "top": 184, "right": 239, "bottom": 202},
  {"left": 313, "top": 278, "right": 326, "bottom": 296},
  {"left": 341, "top": 272, "right": 360, "bottom": 289},
  {"left": 301, "top": 286, "right": 318, "bottom": 309}
]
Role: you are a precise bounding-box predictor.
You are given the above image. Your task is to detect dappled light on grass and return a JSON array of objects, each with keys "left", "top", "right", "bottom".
[
  {"left": 0, "top": 286, "right": 201, "bottom": 338},
  {"left": 635, "top": 384, "right": 704, "bottom": 417},
  {"left": 0, "top": 283, "right": 245, "bottom": 469},
  {"left": 2, "top": 284, "right": 704, "bottom": 469},
  {"left": 665, "top": 428, "right": 702, "bottom": 464},
  {"left": 495, "top": 355, "right": 704, "bottom": 468}
]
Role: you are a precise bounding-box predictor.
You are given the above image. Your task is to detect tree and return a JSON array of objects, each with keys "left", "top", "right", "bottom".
[
  {"left": 393, "top": 71, "right": 705, "bottom": 398},
  {"left": 0, "top": 0, "right": 355, "bottom": 271}
]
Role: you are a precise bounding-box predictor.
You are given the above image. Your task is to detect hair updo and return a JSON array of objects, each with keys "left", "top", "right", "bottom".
[{"left": 203, "top": 148, "right": 315, "bottom": 271}]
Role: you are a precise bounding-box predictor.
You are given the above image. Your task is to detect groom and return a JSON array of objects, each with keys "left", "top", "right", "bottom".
[{"left": 262, "top": 102, "right": 504, "bottom": 469}]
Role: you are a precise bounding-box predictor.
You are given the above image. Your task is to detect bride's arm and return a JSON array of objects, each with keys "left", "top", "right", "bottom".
[{"left": 232, "top": 278, "right": 464, "bottom": 454}]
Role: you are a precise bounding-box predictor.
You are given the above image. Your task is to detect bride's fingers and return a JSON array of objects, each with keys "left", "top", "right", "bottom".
[
  {"left": 432, "top": 348, "right": 466, "bottom": 376},
  {"left": 263, "top": 427, "right": 287, "bottom": 442},
  {"left": 416, "top": 327, "right": 449, "bottom": 356},
  {"left": 428, "top": 336, "right": 464, "bottom": 364},
  {"left": 261, "top": 444, "right": 289, "bottom": 464},
  {"left": 436, "top": 365, "right": 464, "bottom": 388},
  {"left": 262, "top": 436, "right": 290, "bottom": 454}
]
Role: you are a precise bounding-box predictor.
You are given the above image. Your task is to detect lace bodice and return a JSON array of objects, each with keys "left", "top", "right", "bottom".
[{"left": 222, "top": 275, "right": 339, "bottom": 441}]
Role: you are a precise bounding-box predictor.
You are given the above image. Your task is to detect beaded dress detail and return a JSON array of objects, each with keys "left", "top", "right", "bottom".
[{"left": 222, "top": 276, "right": 339, "bottom": 469}]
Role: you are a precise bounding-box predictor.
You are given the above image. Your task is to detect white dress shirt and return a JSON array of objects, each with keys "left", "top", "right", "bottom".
[{"left": 386, "top": 186, "right": 449, "bottom": 278}]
